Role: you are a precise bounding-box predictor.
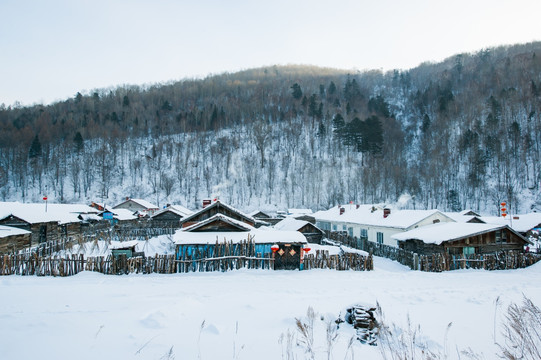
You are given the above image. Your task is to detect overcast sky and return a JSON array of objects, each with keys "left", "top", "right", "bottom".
[{"left": 1, "top": 0, "right": 540, "bottom": 106}]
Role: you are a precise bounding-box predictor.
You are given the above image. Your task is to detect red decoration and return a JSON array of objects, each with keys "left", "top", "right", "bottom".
[
  {"left": 502, "top": 213, "right": 507, "bottom": 217},
  {"left": 303, "top": 247, "right": 311, "bottom": 253},
  {"left": 271, "top": 244, "right": 279, "bottom": 253},
  {"left": 500, "top": 202, "right": 506, "bottom": 206},
  {"left": 43, "top": 197, "right": 48, "bottom": 201}
]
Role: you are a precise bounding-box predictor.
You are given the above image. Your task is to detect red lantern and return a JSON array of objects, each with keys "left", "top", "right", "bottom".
[
  {"left": 43, "top": 196, "right": 48, "bottom": 201},
  {"left": 303, "top": 247, "right": 311, "bottom": 253},
  {"left": 271, "top": 244, "right": 279, "bottom": 253},
  {"left": 500, "top": 202, "right": 506, "bottom": 206}
]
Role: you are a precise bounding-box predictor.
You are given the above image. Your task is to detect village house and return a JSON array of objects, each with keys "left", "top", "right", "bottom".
[
  {"left": 113, "top": 198, "right": 159, "bottom": 217},
  {"left": 392, "top": 222, "right": 530, "bottom": 255},
  {"left": 175, "top": 200, "right": 309, "bottom": 270},
  {"left": 313, "top": 204, "right": 455, "bottom": 247}
]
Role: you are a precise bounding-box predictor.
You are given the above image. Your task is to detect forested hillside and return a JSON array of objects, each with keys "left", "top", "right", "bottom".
[{"left": 1, "top": 42, "right": 541, "bottom": 214}]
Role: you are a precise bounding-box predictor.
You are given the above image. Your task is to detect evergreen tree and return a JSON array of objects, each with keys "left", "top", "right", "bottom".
[
  {"left": 308, "top": 94, "right": 318, "bottom": 117},
  {"left": 123, "top": 95, "right": 130, "bottom": 107},
  {"left": 290, "top": 83, "right": 303, "bottom": 100},
  {"left": 28, "top": 134, "right": 42, "bottom": 159},
  {"left": 421, "top": 114, "right": 431, "bottom": 133},
  {"left": 73, "top": 131, "right": 84, "bottom": 153},
  {"left": 361, "top": 116, "right": 383, "bottom": 155},
  {"left": 332, "top": 113, "right": 345, "bottom": 137},
  {"left": 328, "top": 81, "right": 337, "bottom": 96}
]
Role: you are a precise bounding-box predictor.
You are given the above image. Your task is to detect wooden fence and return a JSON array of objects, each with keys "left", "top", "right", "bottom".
[
  {"left": 12, "top": 227, "right": 177, "bottom": 257},
  {"left": 418, "top": 251, "right": 541, "bottom": 272},
  {"left": 1, "top": 250, "right": 373, "bottom": 277},
  {"left": 303, "top": 250, "right": 373, "bottom": 271},
  {"left": 327, "top": 232, "right": 541, "bottom": 272}
]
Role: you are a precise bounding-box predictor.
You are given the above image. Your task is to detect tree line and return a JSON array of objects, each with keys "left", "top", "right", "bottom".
[{"left": 1, "top": 43, "right": 541, "bottom": 214}]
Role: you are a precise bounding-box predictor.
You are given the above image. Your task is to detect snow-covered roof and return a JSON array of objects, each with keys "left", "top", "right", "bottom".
[
  {"left": 174, "top": 227, "right": 307, "bottom": 245},
  {"left": 180, "top": 200, "right": 256, "bottom": 225},
  {"left": 313, "top": 204, "right": 453, "bottom": 230},
  {"left": 0, "top": 202, "right": 99, "bottom": 225},
  {"left": 443, "top": 211, "right": 485, "bottom": 223},
  {"left": 249, "top": 210, "right": 271, "bottom": 218},
  {"left": 151, "top": 204, "right": 193, "bottom": 219},
  {"left": 0, "top": 225, "right": 31, "bottom": 238},
  {"left": 109, "top": 240, "right": 140, "bottom": 250},
  {"left": 288, "top": 208, "right": 313, "bottom": 216},
  {"left": 110, "top": 209, "right": 138, "bottom": 221},
  {"left": 182, "top": 214, "right": 255, "bottom": 232},
  {"left": 79, "top": 214, "right": 102, "bottom": 222},
  {"left": 274, "top": 217, "right": 316, "bottom": 232},
  {"left": 480, "top": 213, "right": 541, "bottom": 233},
  {"left": 114, "top": 198, "right": 158, "bottom": 210},
  {"left": 391, "top": 222, "right": 526, "bottom": 245}
]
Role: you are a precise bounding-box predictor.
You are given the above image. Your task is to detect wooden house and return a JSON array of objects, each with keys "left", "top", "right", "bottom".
[
  {"left": 0, "top": 225, "right": 32, "bottom": 253},
  {"left": 151, "top": 204, "right": 193, "bottom": 228},
  {"left": 113, "top": 198, "right": 159, "bottom": 216},
  {"left": 274, "top": 217, "right": 325, "bottom": 244},
  {"left": 180, "top": 200, "right": 256, "bottom": 228},
  {"left": 392, "top": 222, "right": 530, "bottom": 255},
  {"left": 175, "top": 213, "right": 308, "bottom": 270}
]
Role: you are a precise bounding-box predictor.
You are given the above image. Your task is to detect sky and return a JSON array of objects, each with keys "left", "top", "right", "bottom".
[{"left": 1, "top": 0, "right": 541, "bottom": 106}]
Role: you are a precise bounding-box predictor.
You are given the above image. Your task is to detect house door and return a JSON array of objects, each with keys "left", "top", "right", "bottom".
[
  {"left": 39, "top": 225, "right": 47, "bottom": 243},
  {"left": 274, "top": 244, "right": 301, "bottom": 270}
]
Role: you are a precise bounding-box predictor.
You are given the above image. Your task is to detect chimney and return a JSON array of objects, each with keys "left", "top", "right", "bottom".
[
  {"left": 126, "top": 197, "right": 129, "bottom": 201},
  {"left": 203, "top": 199, "right": 212, "bottom": 208},
  {"left": 339, "top": 207, "right": 345, "bottom": 215},
  {"left": 356, "top": 204, "right": 360, "bottom": 209},
  {"left": 383, "top": 208, "right": 391, "bottom": 218}
]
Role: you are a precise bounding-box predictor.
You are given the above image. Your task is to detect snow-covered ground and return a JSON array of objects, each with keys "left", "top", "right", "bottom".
[{"left": 1, "top": 257, "right": 540, "bottom": 360}]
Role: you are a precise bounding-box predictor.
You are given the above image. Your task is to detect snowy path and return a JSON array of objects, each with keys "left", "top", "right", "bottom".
[{"left": 1, "top": 257, "right": 540, "bottom": 359}]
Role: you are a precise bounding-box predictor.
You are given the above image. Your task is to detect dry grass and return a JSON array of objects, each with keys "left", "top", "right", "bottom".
[{"left": 498, "top": 295, "right": 541, "bottom": 360}]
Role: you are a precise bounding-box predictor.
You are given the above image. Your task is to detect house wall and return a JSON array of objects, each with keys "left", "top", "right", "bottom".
[
  {"left": 411, "top": 213, "right": 454, "bottom": 228},
  {"left": 0, "top": 233, "right": 32, "bottom": 253}
]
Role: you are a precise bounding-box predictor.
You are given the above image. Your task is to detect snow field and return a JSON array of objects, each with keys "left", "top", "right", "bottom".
[{"left": 1, "top": 257, "right": 540, "bottom": 359}]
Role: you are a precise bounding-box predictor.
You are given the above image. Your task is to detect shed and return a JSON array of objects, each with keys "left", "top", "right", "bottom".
[
  {"left": 0, "top": 225, "right": 32, "bottom": 253},
  {"left": 109, "top": 240, "right": 144, "bottom": 258}
]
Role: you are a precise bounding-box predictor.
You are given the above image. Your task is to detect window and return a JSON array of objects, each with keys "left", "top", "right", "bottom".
[
  {"left": 377, "top": 232, "right": 384, "bottom": 245},
  {"left": 332, "top": 224, "right": 337, "bottom": 231},
  {"left": 360, "top": 229, "right": 368, "bottom": 240},
  {"left": 463, "top": 246, "right": 475, "bottom": 255},
  {"left": 495, "top": 230, "right": 507, "bottom": 243},
  {"left": 342, "top": 224, "right": 347, "bottom": 231},
  {"left": 317, "top": 221, "right": 330, "bottom": 231},
  {"left": 348, "top": 227, "right": 353, "bottom": 237}
]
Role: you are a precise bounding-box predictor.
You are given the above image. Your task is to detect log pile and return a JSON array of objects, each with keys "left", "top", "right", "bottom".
[{"left": 345, "top": 305, "right": 378, "bottom": 345}]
